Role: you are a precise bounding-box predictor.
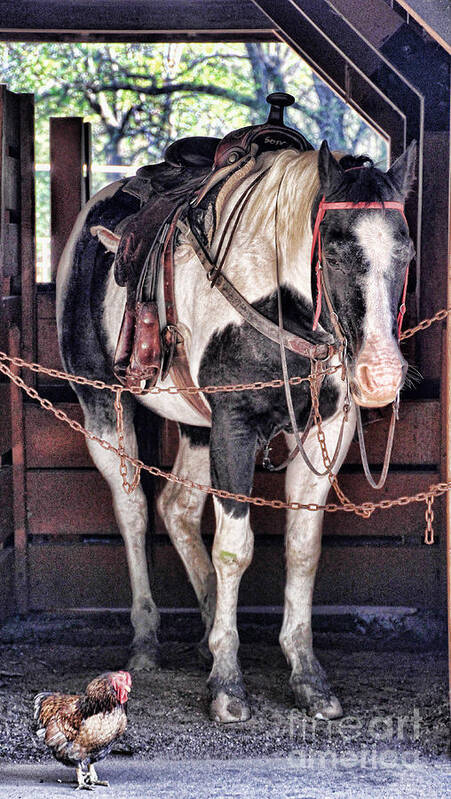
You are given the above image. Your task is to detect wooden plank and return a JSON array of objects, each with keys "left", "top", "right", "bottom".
[
  {"left": 27, "top": 539, "right": 441, "bottom": 610},
  {"left": 37, "top": 290, "right": 56, "bottom": 319},
  {"left": 36, "top": 290, "right": 64, "bottom": 383},
  {"left": 153, "top": 469, "right": 441, "bottom": 540},
  {"left": 37, "top": 314, "right": 64, "bottom": 374},
  {"left": 0, "top": 550, "right": 15, "bottom": 620},
  {"left": 0, "top": 0, "right": 274, "bottom": 34},
  {"left": 27, "top": 469, "right": 118, "bottom": 536},
  {"left": 395, "top": 0, "right": 451, "bottom": 54},
  {"left": 0, "top": 383, "right": 11, "bottom": 456},
  {"left": 9, "top": 326, "right": 28, "bottom": 612},
  {"left": 20, "top": 93, "right": 36, "bottom": 367},
  {"left": 162, "top": 401, "right": 441, "bottom": 469},
  {"left": 0, "top": 466, "right": 13, "bottom": 545},
  {"left": 417, "top": 132, "right": 450, "bottom": 384},
  {"left": 25, "top": 403, "right": 91, "bottom": 468},
  {"left": 50, "top": 117, "right": 84, "bottom": 281},
  {"left": 345, "top": 400, "right": 440, "bottom": 465},
  {"left": 28, "top": 542, "right": 130, "bottom": 610}
]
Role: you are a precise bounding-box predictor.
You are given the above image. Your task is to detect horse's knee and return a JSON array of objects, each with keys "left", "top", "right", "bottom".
[
  {"left": 157, "top": 482, "right": 203, "bottom": 539},
  {"left": 212, "top": 505, "right": 254, "bottom": 575}
]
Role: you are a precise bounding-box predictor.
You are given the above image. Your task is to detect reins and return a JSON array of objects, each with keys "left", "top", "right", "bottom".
[
  {"left": 183, "top": 163, "right": 413, "bottom": 491},
  {"left": 272, "top": 171, "right": 351, "bottom": 477}
]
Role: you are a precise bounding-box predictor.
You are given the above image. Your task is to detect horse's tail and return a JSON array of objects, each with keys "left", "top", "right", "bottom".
[{"left": 134, "top": 402, "right": 162, "bottom": 522}]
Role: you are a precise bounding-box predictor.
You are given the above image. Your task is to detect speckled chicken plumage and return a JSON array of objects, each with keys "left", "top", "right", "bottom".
[{"left": 33, "top": 672, "right": 129, "bottom": 772}]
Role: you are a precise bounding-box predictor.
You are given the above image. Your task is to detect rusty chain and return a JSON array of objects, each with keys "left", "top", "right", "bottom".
[
  {"left": 1, "top": 306, "right": 450, "bottom": 539},
  {"left": 424, "top": 495, "right": 435, "bottom": 545}
]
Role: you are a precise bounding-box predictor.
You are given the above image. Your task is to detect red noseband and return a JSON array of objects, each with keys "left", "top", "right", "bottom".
[{"left": 311, "top": 198, "right": 409, "bottom": 339}]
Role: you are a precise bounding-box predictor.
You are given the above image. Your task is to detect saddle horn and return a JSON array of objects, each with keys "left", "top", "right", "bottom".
[{"left": 265, "top": 92, "right": 295, "bottom": 126}]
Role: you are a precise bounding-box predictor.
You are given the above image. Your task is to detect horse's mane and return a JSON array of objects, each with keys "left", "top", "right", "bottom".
[
  {"left": 232, "top": 148, "right": 390, "bottom": 278},
  {"left": 241, "top": 149, "right": 320, "bottom": 270}
]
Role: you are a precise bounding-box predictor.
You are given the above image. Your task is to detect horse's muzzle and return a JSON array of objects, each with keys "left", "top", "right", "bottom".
[{"left": 350, "top": 340, "right": 407, "bottom": 408}]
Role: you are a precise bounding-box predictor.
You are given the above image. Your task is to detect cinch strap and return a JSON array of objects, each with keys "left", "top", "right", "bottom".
[{"left": 311, "top": 198, "right": 409, "bottom": 339}]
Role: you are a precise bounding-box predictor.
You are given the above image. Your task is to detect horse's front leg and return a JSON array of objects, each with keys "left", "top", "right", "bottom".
[
  {"left": 280, "top": 405, "right": 356, "bottom": 719},
  {"left": 207, "top": 416, "right": 257, "bottom": 723}
]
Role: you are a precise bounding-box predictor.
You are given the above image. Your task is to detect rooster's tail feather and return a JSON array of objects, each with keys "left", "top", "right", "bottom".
[{"left": 32, "top": 691, "right": 53, "bottom": 735}]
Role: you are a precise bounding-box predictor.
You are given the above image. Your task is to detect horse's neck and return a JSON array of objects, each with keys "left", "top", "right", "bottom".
[{"left": 210, "top": 150, "right": 317, "bottom": 307}]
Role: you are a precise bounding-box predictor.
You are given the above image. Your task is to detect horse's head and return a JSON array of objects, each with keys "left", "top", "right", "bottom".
[{"left": 313, "top": 140, "right": 417, "bottom": 408}]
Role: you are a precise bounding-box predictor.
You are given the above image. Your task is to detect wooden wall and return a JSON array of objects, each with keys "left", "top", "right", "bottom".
[{"left": 27, "top": 289, "right": 444, "bottom": 611}]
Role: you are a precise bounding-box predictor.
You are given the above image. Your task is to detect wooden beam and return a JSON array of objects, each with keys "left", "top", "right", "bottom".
[
  {"left": 50, "top": 117, "right": 90, "bottom": 280},
  {"left": 395, "top": 0, "right": 451, "bottom": 54},
  {"left": 9, "top": 325, "right": 28, "bottom": 614},
  {"left": 27, "top": 539, "right": 441, "bottom": 609},
  {"left": 446, "top": 98, "right": 451, "bottom": 720},
  {"left": 0, "top": 0, "right": 275, "bottom": 41},
  {"left": 254, "top": 0, "right": 422, "bottom": 142},
  {"left": 19, "top": 93, "right": 37, "bottom": 376}
]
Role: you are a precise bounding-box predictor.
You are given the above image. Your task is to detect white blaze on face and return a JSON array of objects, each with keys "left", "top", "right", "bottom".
[{"left": 352, "top": 213, "right": 405, "bottom": 407}]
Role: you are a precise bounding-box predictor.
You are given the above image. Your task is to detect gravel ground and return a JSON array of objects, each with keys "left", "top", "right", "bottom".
[{"left": 0, "top": 611, "right": 448, "bottom": 768}]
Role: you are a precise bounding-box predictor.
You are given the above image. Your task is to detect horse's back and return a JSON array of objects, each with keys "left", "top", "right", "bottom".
[{"left": 56, "top": 180, "right": 140, "bottom": 385}]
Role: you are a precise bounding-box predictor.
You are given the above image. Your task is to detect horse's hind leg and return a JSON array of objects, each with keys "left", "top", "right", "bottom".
[
  {"left": 157, "top": 424, "right": 216, "bottom": 661},
  {"left": 79, "top": 388, "right": 160, "bottom": 670}
]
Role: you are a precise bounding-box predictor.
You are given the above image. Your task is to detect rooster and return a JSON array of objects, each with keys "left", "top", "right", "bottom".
[{"left": 33, "top": 671, "right": 132, "bottom": 790}]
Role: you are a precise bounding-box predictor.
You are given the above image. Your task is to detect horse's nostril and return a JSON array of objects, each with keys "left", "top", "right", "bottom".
[{"left": 356, "top": 363, "right": 374, "bottom": 393}]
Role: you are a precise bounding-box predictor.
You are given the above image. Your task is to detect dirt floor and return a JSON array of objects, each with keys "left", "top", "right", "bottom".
[{"left": 0, "top": 610, "right": 449, "bottom": 769}]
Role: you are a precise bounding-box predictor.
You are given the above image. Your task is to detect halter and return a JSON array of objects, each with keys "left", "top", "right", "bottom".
[{"left": 311, "top": 198, "right": 410, "bottom": 340}]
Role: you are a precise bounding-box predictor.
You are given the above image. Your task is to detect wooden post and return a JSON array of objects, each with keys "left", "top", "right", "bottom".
[
  {"left": 50, "top": 117, "right": 91, "bottom": 280},
  {"left": 447, "top": 114, "right": 451, "bottom": 715},
  {"left": 9, "top": 325, "right": 28, "bottom": 613},
  {"left": 19, "top": 93, "right": 36, "bottom": 379}
]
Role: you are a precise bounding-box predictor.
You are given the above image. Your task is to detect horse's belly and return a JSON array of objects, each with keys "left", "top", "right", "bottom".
[{"left": 137, "top": 384, "right": 211, "bottom": 428}]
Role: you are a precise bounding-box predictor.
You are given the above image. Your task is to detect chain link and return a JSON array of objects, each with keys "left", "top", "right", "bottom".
[
  {"left": 424, "top": 495, "right": 435, "bottom": 545},
  {"left": 1, "top": 306, "right": 450, "bottom": 521}
]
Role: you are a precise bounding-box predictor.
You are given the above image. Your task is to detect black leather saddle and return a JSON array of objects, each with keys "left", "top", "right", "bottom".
[{"left": 124, "top": 93, "right": 312, "bottom": 205}]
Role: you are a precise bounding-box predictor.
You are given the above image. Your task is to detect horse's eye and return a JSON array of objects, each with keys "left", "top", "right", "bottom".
[{"left": 326, "top": 256, "right": 340, "bottom": 268}]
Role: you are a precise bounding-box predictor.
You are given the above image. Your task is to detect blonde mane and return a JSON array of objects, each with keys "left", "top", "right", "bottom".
[{"left": 239, "top": 149, "right": 321, "bottom": 275}]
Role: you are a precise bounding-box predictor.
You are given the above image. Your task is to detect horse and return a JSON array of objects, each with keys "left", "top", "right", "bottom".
[{"left": 56, "top": 134, "right": 416, "bottom": 724}]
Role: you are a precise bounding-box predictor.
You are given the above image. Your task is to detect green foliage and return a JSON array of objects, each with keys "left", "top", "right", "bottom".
[
  {"left": 0, "top": 41, "right": 387, "bottom": 166},
  {"left": 1, "top": 41, "right": 387, "bottom": 281}
]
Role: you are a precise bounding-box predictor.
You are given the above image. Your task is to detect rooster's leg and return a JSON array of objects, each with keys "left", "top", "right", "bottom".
[
  {"left": 75, "top": 765, "right": 94, "bottom": 791},
  {"left": 87, "top": 765, "right": 109, "bottom": 787}
]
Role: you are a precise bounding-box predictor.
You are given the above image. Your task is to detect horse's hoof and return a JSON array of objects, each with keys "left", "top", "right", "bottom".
[
  {"left": 209, "top": 690, "right": 251, "bottom": 723},
  {"left": 310, "top": 695, "right": 343, "bottom": 720},
  {"left": 128, "top": 645, "right": 160, "bottom": 672},
  {"left": 292, "top": 682, "right": 343, "bottom": 720}
]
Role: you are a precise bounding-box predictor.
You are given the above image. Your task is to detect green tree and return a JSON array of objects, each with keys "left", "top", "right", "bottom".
[{"left": 1, "top": 41, "right": 386, "bottom": 166}]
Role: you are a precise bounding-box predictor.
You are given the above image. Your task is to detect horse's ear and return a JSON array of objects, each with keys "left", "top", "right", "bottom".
[
  {"left": 318, "top": 140, "right": 344, "bottom": 196},
  {"left": 386, "top": 140, "right": 417, "bottom": 199}
]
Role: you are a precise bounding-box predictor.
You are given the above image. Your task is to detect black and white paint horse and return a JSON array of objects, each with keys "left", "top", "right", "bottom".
[{"left": 57, "top": 140, "right": 416, "bottom": 723}]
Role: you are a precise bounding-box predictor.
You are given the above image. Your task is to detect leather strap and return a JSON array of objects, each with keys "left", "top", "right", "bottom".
[
  {"left": 356, "top": 402, "right": 397, "bottom": 489},
  {"left": 161, "top": 209, "right": 212, "bottom": 422},
  {"left": 178, "top": 220, "right": 337, "bottom": 362}
]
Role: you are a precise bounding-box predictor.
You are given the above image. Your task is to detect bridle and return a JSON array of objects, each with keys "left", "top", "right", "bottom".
[
  {"left": 311, "top": 197, "right": 410, "bottom": 340},
  {"left": 306, "top": 195, "right": 411, "bottom": 488},
  {"left": 183, "top": 159, "right": 411, "bottom": 490}
]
